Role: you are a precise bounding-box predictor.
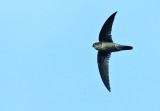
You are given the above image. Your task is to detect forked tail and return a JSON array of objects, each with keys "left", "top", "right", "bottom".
[{"left": 120, "top": 45, "right": 133, "bottom": 50}]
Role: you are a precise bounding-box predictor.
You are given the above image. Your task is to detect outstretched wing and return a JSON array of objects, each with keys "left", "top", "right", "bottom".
[
  {"left": 97, "top": 51, "right": 111, "bottom": 92},
  {"left": 99, "top": 12, "right": 117, "bottom": 42}
]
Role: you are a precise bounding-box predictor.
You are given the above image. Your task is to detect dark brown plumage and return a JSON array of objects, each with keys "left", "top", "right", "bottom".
[{"left": 93, "top": 12, "right": 133, "bottom": 92}]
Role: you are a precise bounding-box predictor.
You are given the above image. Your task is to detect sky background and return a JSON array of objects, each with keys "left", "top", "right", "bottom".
[{"left": 0, "top": 0, "right": 160, "bottom": 111}]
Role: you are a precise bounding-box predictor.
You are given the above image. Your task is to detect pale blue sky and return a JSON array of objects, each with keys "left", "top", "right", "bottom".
[{"left": 0, "top": 0, "right": 160, "bottom": 111}]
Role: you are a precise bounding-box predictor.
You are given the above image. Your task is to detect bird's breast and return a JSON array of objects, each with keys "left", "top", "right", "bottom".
[{"left": 98, "top": 42, "right": 119, "bottom": 52}]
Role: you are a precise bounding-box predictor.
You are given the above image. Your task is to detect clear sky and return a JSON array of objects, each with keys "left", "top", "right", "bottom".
[{"left": 0, "top": 0, "right": 160, "bottom": 111}]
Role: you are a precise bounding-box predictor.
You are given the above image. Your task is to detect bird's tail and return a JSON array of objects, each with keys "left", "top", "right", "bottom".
[{"left": 120, "top": 45, "right": 133, "bottom": 50}]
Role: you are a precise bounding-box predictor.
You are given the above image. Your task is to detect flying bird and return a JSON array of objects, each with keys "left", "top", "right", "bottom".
[{"left": 93, "top": 12, "right": 133, "bottom": 92}]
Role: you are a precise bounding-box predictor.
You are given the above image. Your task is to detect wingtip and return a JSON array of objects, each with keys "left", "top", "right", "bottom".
[
  {"left": 114, "top": 11, "right": 117, "bottom": 15},
  {"left": 109, "top": 11, "right": 117, "bottom": 17},
  {"left": 108, "top": 88, "right": 111, "bottom": 92}
]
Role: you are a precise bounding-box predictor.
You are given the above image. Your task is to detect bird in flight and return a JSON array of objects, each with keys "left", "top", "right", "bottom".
[{"left": 93, "top": 12, "right": 133, "bottom": 92}]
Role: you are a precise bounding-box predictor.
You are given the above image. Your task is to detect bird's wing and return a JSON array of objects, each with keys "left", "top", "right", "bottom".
[
  {"left": 97, "top": 51, "right": 111, "bottom": 92},
  {"left": 99, "top": 12, "right": 117, "bottom": 42}
]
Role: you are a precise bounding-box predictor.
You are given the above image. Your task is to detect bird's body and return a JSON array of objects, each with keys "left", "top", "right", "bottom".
[
  {"left": 93, "top": 42, "right": 133, "bottom": 52},
  {"left": 93, "top": 12, "right": 133, "bottom": 92}
]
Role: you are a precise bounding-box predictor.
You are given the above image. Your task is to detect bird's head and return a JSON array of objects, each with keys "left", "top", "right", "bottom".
[{"left": 92, "top": 42, "right": 100, "bottom": 50}]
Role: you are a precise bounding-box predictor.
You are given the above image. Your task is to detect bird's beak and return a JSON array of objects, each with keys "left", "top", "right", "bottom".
[{"left": 92, "top": 44, "right": 95, "bottom": 47}]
